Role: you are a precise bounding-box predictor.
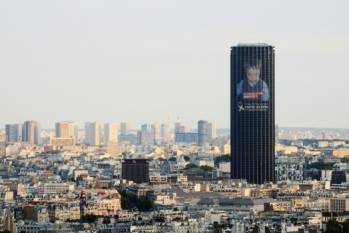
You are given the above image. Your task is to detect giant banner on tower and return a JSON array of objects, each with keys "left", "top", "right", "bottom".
[{"left": 236, "top": 59, "right": 270, "bottom": 112}]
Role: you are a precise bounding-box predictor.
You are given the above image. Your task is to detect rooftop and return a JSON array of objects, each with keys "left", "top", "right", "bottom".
[{"left": 235, "top": 43, "right": 272, "bottom": 47}]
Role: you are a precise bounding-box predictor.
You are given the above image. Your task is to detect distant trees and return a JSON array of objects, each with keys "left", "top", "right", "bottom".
[
  {"left": 326, "top": 219, "right": 342, "bottom": 233},
  {"left": 212, "top": 221, "right": 230, "bottom": 233},
  {"left": 307, "top": 162, "right": 334, "bottom": 170},
  {"left": 342, "top": 219, "right": 349, "bottom": 233},
  {"left": 251, "top": 225, "right": 259, "bottom": 233},
  {"left": 184, "top": 163, "right": 198, "bottom": 169},
  {"left": 184, "top": 163, "right": 214, "bottom": 172},
  {"left": 103, "top": 217, "right": 111, "bottom": 225},
  {"left": 200, "top": 165, "right": 213, "bottom": 171},
  {"left": 118, "top": 190, "right": 154, "bottom": 211},
  {"left": 214, "top": 154, "right": 230, "bottom": 166},
  {"left": 82, "top": 214, "right": 98, "bottom": 223}
]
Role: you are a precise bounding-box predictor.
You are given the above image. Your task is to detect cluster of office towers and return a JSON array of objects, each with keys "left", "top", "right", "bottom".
[
  {"left": 5, "top": 120, "right": 215, "bottom": 147},
  {"left": 83, "top": 122, "right": 119, "bottom": 146},
  {"left": 135, "top": 120, "right": 215, "bottom": 146},
  {"left": 4, "top": 121, "right": 123, "bottom": 146},
  {"left": 5, "top": 121, "right": 40, "bottom": 145},
  {"left": 173, "top": 120, "right": 216, "bottom": 147}
]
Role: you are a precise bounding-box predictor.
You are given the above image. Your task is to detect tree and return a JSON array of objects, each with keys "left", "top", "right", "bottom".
[
  {"left": 343, "top": 219, "right": 349, "bottom": 233},
  {"left": 103, "top": 217, "right": 111, "bottom": 225},
  {"left": 185, "top": 163, "right": 198, "bottom": 169},
  {"left": 137, "top": 196, "right": 153, "bottom": 211},
  {"left": 326, "top": 219, "right": 341, "bottom": 233},
  {"left": 213, "top": 222, "right": 220, "bottom": 233},
  {"left": 118, "top": 189, "right": 154, "bottom": 211},
  {"left": 251, "top": 225, "right": 259, "bottom": 233},
  {"left": 307, "top": 162, "right": 334, "bottom": 170},
  {"left": 214, "top": 154, "right": 230, "bottom": 166},
  {"left": 82, "top": 214, "right": 98, "bottom": 223},
  {"left": 200, "top": 165, "right": 213, "bottom": 171}
]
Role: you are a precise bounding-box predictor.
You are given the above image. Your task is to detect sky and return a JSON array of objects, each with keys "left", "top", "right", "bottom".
[{"left": 0, "top": 0, "right": 349, "bottom": 129}]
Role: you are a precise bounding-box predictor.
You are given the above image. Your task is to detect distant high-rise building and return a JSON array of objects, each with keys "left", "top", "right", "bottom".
[
  {"left": 22, "top": 121, "right": 40, "bottom": 145},
  {"left": 151, "top": 124, "right": 159, "bottom": 145},
  {"left": 174, "top": 122, "right": 186, "bottom": 143},
  {"left": 137, "top": 124, "right": 154, "bottom": 146},
  {"left": 84, "top": 122, "right": 101, "bottom": 146},
  {"left": 198, "top": 120, "right": 210, "bottom": 147},
  {"left": 160, "top": 123, "right": 170, "bottom": 144},
  {"left": 0, "top": 133, "right": 5, "bottom": 156},
  {"left": 120, "top": 122, "right": 128, "bottom": 136},
  {"left": 231, "top": 43, "right": 275, "bottom": 184},
  {"left": 208, "top": 122, "right": 216, "bottom": 140},
  {"left": 122, "top": 159, "right": 149, "bottom": 183},
  {"left": 5, "top": 124, "right": 22, "bottom": 143},
  {"left": 174, "top": 122, "right": 186, "bottom": 134},
  {"left": 2, "top": 209, "right": 16, "bottom": 233},
  {"left": 104, "top": 123, "right": 118, "bottom": 145},
  {"left": 55, "top": 121, "right": 78, "bottom": 143},
  {"left": 175, "top": 132, "right": 198, "bottom": 144}
]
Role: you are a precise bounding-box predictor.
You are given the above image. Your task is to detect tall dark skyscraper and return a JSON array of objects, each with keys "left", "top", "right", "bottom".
[
  {"left": 122, "top": 159, "right": 149, "bottom": 183},
  {"left": 230, "top": 44, "right": 275, "bottom": 184}
]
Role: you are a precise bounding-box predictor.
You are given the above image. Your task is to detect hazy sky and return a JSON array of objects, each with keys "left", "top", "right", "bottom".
[{"left": 1, "top": 0, "right": 349, "bottom": 129}]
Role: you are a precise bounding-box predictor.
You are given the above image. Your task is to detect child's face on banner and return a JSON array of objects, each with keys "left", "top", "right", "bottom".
[{"left": 246, "top": 67, "right": 260, "bottom": 86}]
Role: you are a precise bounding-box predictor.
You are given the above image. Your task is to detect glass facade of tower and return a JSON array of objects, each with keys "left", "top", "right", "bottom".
[{"left": 230, "top": 44, "right": 275, "bottom": 184}]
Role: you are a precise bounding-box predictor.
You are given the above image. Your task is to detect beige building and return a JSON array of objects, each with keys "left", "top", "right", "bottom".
[
  {"left": 85, "top": 190, "right": 121, "bottom": 216},
  {"left": 86, "top": 197, "right": 121, "bottom": 216},
  {"left": 37, "top": 183, "right": 69, "bottom": 195},
  {"left": 223, "top": 144, "right": 231, "bottom": 154},
  {"left": 85, "top": 122, "right": 101, "bottom": 146},
  {"left": 275, "top": 144, "right": 298, "bottom": 154},
  {"left": 22, "top": 206, "right": 49, "bottom": 223},
  {"left": 329, "top": 198, "right": 349, "bottom": 213},
  {"left": 155, "top": 193, "right": 177, "bottom": 205},
  {"left": 51, "top": 137, "right": 75, "bottom": 147},
  {"left": 107, "top": 142, "right": 119, "bottom": 156},
  {"left": 104, "top": 123, "right": 118, "bottom": 145},
  {"left": 130, "top": 225, "right": 157, "bottom": 233},
  {"left": 194, "top": 183, "right": 210, "bottom": 192},
  {"left": 172, "top": 219, "right": 199, "bottom": 233},
  {"left": 1, "top": 209, "right": 17, "bottom": 233},
  {"left": 333, "top": 148, "right": 349, "bottom": 158},
  {"left": 55, "top": 121, "right": 77, "bottom": 143},
  {"left": 48, "top": 202, "right": 80, "bottom": 222},
  {"left": 268, "top": 201, "right": 292, "bottom": 212}
]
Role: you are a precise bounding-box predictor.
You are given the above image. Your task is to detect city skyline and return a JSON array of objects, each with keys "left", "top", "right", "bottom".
[
  {"left": 1, "top": 1, "right": 349, "bottom": 232},
  {"left": 2, "top": 120, "right": 221, "bottom": 131},
  {"left": 1, "top": 0, "right": 349, "bottom": 129}
]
